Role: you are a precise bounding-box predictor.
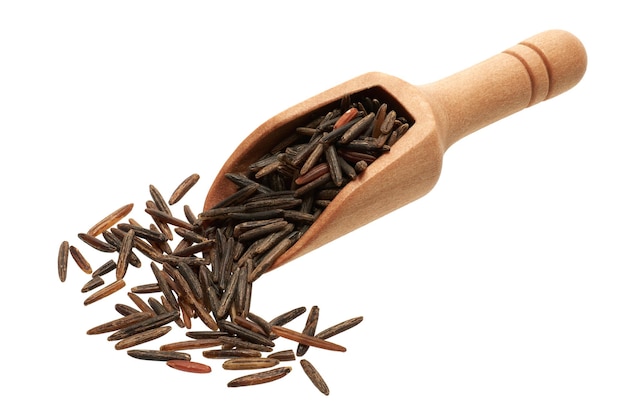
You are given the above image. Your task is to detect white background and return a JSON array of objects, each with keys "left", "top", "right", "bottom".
[{"left": 1, "top": 1, "right": 624, "bottom": 417}]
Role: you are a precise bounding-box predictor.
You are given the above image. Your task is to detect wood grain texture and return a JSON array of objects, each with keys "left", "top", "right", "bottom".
[{"left": 203, "top": 30, "right": 587, "bottom": 271}]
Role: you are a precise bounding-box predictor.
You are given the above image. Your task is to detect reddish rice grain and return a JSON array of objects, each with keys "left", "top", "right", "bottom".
[{"left": 166, "top": 359, "right": 212, "bottom": 374}]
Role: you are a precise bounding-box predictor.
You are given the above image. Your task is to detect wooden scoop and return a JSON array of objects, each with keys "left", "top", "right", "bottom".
[{"left": 203, "top": 29, "right": 587, "bottom": 270}]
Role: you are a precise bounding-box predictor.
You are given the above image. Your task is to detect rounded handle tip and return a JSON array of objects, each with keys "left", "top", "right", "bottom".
[{"left": 506, "top": 29, "right": 587, "bottom": 105}]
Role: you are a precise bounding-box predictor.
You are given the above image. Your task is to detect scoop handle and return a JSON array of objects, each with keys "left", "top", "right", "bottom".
[{"left": 420, "top": 29, "right": 587, "bottom": 150}]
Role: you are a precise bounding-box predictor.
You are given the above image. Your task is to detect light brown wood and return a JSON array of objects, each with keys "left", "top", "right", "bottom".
[{"left": 203, "top": 29, "right": 587, "bottom": 270}]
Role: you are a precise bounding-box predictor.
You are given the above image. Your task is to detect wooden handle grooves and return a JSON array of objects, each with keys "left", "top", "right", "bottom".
[
  {"left": 517, "top": 30, "right": 587, "bottom": 101},
  {"left": 502, "top": 45, "right": 551, "bottom": 106},
  {"left": 420, "top": 29, "right": 587, "bottom": 150}
]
